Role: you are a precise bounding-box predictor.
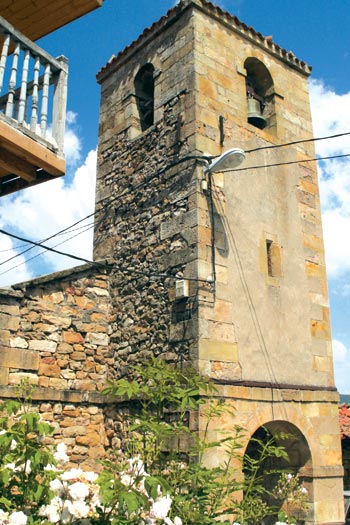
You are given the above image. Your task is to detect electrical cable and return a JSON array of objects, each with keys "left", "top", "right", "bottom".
[
  {"left": 0, "top": 228, "right": 102, "bottom": 268},
  {"left": 2, "top": 128, "right": 348, "bottom": 263},
  {"left": 210, "top": 183, "right": 287, "bottom": 418},
  {"left": 3, "top": 130, "right": 348, "bottom": 269},
  {"left": 0, "top": 221, "right": 95, "bottom": 260},
  {"left": 227, "top": 152, "right": 350, "bottom": 172},
  {"left": 245, "top": 130, "right": 350, "bottom": 154},
  {"left": 0, "top": 225, "right": 213, "bottom": 285},
  {"left": 0, "top": 222, "right": 96, "bottom": 278},
  {"left": 0, "top": 155, "right": 201, "bottom": 269},
  {"left": 1, "top": 135, "right": 350, "bottom": 279}
]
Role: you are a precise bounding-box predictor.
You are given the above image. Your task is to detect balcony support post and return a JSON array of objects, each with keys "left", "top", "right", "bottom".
[
  {"left": 0, "top": 33, "right": 10, "bottom": 95},
  {"left": 52, "top": 55, "right": 68, "bottom": 155}
]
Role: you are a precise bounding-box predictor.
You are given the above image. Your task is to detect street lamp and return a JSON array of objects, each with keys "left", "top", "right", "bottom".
[{"left": 202, "top": 147, "right": 245, "bottom": 191}]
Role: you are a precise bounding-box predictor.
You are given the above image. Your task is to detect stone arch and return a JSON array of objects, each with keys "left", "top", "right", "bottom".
[
  {"left": 243, "top": 420, "right": 312, "bottom": 524},
  {"left": 134, "top": 63, "right": 155, "bottom": 132},
  {"left": 244, "top": 57, "right": 276, "bottom": 132}
]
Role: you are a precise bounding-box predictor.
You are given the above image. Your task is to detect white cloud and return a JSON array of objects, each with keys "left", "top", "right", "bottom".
[
  {"left": 0, "top": 235, "right": 32, "bottom": 286},
  {"left": 309, "top": 79, "right": 350, "bottom": 280},
  {"left": 0, "top": 117, "right": 96, "bottom": 287},
  {"left": 332, "top": 339, "right": 350, "bottom": 394},
  {"left": 66, "top": 110, "right": 78, "bottom": 125},
  {"left": 63, "top": 112, "right": 82, "bottom": 165},
  {"left": 64, "top": 128, "right": 82, "bottom": 165}
]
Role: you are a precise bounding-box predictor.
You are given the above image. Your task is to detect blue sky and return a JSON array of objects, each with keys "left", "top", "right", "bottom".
[{"left": 0, "top": 0, "right": 349, "bottom": 394}]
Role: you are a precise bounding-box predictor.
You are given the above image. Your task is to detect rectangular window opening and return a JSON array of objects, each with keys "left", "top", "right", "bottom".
[{"left": 266, "top": 239, "right": 282, "bottom": 278}]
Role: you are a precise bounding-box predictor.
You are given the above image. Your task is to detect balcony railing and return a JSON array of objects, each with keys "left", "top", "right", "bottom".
[{"left": 0, "top": 15, "right": 68, "bottom": 195}]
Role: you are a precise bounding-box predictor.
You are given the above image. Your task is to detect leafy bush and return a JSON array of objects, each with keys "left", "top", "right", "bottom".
[{"left": 0, "top": 364, "right": 308, "bottom": 525}]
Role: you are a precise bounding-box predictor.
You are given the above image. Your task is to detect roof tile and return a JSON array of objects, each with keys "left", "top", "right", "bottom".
[{"left": 96, "top": 0, "right": 311, "bottom": 82}]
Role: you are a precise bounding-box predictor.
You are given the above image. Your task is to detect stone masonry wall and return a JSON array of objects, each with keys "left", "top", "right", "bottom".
[
  {"left": 0, "top": 264, "right": 113, "bottom": 468},
  {"left": 94, "top": 93, "right": 205, "bottom": 375}
]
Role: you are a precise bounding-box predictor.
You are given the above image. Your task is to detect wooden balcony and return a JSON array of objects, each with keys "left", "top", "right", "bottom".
[
  {"left": 0, "top": 15, "right": 68, "bottom": 196},
  {"left": 0, "top": 1, "right": 103, "bottom": 42}
]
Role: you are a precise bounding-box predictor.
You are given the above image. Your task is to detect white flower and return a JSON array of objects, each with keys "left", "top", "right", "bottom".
[
  {"left": 82, "top": 471, "right": 98, "bottom": 483},
  {"left": 39, "top": 500, "right": 62, "bottom": 524},
  {"left": 8, "top": 511, "right": 27, "bottom": 525},
  {"left": 301, "top": 486, "right": 308, "bottom": 494},
  {"left": 0, "top": 509, "right": 9, "bottom": 525},
  {"left": 50, "top": 478, "right": 64, "bottom": 492},
  {"left": 65, "top": 499, "right": 90, "bottom": 519},
  {"left": 68, "top": 481, "right": 90, "bottom": 500},
  {"left": 61, "top": 468, "right": 83, "bottom": 481},
  {"left": 120, "top": 473, "right": 133, "bottom": 487},
  {"left": 150, "top": 495, "right": 172, "bottom": 520},
  {"left": 24, "top": 460, "right": 31, "bottom": 474},
  {"left": 173, "top": 517, "right": 182, "bottom": 525},
  {"left": 44, "top": 463, "right": 58, "bottom": 472},
  {"left": 4, "top": 462, "right": 16, "bottom": 471},
  {"left": 54, "top": 443, "right": 69, "bottom": 464}
]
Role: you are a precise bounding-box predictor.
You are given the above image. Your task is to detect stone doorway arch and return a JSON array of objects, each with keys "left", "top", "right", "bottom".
[{"left": 243, "top": 420, "right": 312, "bottom": 524}]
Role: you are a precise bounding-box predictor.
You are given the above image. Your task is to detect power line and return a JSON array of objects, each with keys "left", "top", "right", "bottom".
[
  {"left": 227, "top": 152, "right": 350, "bottom": 172},
  {"left": 0, "top": 228, "right": 100, "bottom": 268},
  {"left": 3, "top": 129, "right": 348, "bottom": 268},
  {"left": 245, "top": 131, "right": 350, "bottom": 154},
  {"left": 0, "top": 222, "right": 96, "bottom": 278},
  {"left": 0, "top": 226, "right": 213, "bottom": 285},
  {"left": 1, "top": 133, "right": 349, "bottom": 278},
  {"left": 0, "top": 156, "right": 200, "bottom": 269},
  {"left": 0, "top": 222, "right": 95, "bottom": 257}
]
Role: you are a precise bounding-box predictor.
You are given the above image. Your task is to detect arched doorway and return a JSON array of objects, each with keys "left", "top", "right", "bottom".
[{"left": 243, "top": 420, "right": 312, "bottom": 524}]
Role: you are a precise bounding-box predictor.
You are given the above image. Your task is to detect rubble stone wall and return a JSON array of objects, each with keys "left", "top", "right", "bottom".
[{"left": 0, "top": 265, "right": 113, "bottom": 468}]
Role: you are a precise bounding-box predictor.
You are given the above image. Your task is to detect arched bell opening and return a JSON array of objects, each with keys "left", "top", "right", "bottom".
[
  {"left": 134, "top": 63, "right": 155, "bottom": 132},
  {"left": 243, "top": 421, "right": 312, "bottom": 525},
  {"left": 244, "top": 57, "right": 275, "bottom": 132}
]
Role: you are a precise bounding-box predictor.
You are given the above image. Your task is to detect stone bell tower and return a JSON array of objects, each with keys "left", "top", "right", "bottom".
[{"left": 94, "top": 1, "right": 344, "bottom": 523}]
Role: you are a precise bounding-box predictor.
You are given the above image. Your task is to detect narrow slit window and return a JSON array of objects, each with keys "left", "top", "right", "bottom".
[
  {"left": 266, "top": 239, "right": 282, "bottom": 277},
  {"left": 266, "top": 240, "right": 273, "bottom": 277}
]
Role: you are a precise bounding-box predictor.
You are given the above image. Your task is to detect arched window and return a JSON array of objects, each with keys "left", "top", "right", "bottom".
[
  {"left": 134, "top": 63, "right": 155, "bottom": 132},
  {"left": 244, "top": 58, "right": 275, "bottom": 131}
]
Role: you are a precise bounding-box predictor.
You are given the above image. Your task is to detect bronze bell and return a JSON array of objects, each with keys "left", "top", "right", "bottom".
[{"left": 247, "top": 97, "right": 267, "bottom": 130}]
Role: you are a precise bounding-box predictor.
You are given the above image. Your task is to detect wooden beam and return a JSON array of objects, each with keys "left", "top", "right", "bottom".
[
  {"left": 0, "top": 118, "right": 65, "bottom": 176},
  {"left": 0, "top": 0, "right": 103, "bottom": 41},
  {"left": 0, "top": 164, "right": 8, "bottom": 176},
  {"left": 0, "top": 148, "right": 37, "bottom": 181}
]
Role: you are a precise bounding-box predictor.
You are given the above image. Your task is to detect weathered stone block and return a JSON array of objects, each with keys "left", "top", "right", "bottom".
[
  {"left": 8, "top": 372, "right": 39, "bottom": 385},
  {"left": 63, "top": 332, "right": 84, "bottom": 344},
  {"left": 10, "top": 337, "right": 28, "bottom": 349},
  {"left": 62, "top": 426, "right": 87, "bottom": 437},
  {"left": 85, "top": 333, "right": 109, "bottom": 346},
  {"left": 29, "top": 340, "right": 57, "bottom": 353},
  {"left": 0, "top": 304, "right": 20, "bottom": 315},
  {"left": 0, "top": 330, "right": 10, "bottom": 346},
  {"left": 0, "top": 367, "right": 9, "bottom": 385},
  {"left": 198, "top": 339, "right": 238, "bottom": 362},
  {"left": 0, "top": 348, "right": 39, "bottom": 370},
  {"left": 0, "top": 313, "right": 20, "bottom": 331},
  {"left": 38, "top": 363, "right": 61, "bottom": 377}
]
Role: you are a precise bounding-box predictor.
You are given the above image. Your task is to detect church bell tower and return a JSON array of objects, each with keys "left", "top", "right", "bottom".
[{"left": 94, "top": 1, "right": 344, "bottom": 523}]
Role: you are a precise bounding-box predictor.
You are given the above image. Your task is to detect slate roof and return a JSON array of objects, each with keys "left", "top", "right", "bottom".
[{"left": 97, "top": 0, "right": 311, "bottom": 83}]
